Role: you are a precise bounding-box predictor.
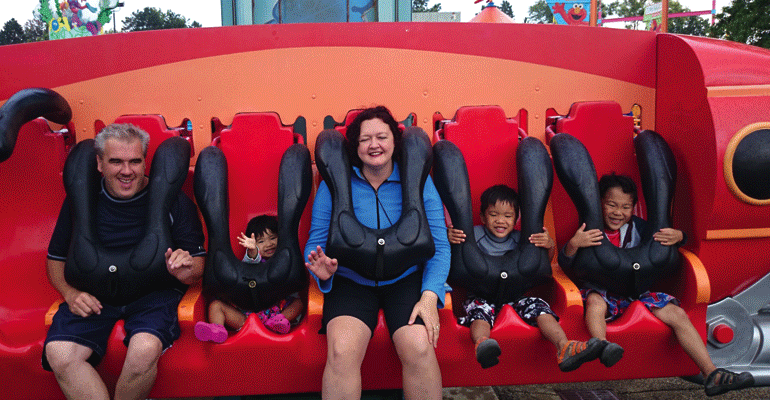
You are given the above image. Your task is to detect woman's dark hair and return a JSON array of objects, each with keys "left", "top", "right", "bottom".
[
  {"left": 599, "top": 173, "right": 638, "bottom": 205},
  {"left": 344, "top": 106, "right": 403, "bottom": 169},
  {"left": 245, "top": 214, "right": 278, "bottom": 239},
  {"left": 480, "top": 184, "right": 520, "bottom": 220}
]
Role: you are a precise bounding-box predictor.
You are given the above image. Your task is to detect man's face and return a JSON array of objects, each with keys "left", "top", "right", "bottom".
[{"left": 96, "top": 137, "right": 148, "bottom": 199}]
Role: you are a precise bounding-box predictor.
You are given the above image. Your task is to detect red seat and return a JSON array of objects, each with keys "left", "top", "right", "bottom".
[
  {"left": 548, "top": 101, "right": 709, "bottom": 380},
  {"left": 2, "top": 119, "right": 73, "bottom": 399}
]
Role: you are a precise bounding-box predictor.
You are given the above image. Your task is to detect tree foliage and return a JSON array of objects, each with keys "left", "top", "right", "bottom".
[
  {"left": 121, "top": 7, "right": 201, "bottom": 32},
  {"left": 23, "top": 18, "right": 48, "bottom": 43},
  {"left": 603, "top": 0, "right": 709, "bottom": 35},
  {"left": 499, "top": 1, "right": 515, "bottom": 19},
  {"left": 412, "top": 0, "right": 441, "bottom": 12},
  {"left": 710, "top": 0, "right": 770, "bottom": 49},
  {"left": 527, "top": 0, "right": 553, "bottom": 24},
  {"left": 0, "top": 19, "right": 25, "bottom": 46}
]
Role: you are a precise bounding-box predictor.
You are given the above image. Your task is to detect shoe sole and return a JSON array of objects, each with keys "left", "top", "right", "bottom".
[
  {"left": 559, "top": 338, "right": 604, "bottom": 372},
  {"left": 476, "top": 339, "right": 501, "bottom": 369},
  {"left": 600, "top": 342, "right": 624, "bottom": 367}
]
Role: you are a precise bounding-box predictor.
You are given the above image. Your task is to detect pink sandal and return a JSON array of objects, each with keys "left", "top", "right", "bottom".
[
  {"left": 194, "top": 321, "right": 228, "bottom": 343},
  {"left": 263, "top": 313, "right": 291, "bottom": 334}
]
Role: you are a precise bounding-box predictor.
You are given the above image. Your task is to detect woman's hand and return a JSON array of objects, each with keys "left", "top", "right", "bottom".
[
  {"left": 305, "top": 245, "right": 338, "bottom": 280},
  {"left": 409, "top": 290, "right": 440, "bottom": 348}
]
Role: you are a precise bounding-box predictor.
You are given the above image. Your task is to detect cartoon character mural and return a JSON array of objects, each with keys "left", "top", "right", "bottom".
[
  {"left": 37, "top": 0, "right": 121, "bottom": 39},
  {"left": 548, "top": 1, "right": 591, "bottom": 25}
]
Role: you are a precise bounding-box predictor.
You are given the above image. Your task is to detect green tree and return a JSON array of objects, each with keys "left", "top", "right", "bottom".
[
  {"left": 604, "top": 0, "right": 647, "bottom": 29},
  {"left": 499, "top": 0, "right": 515, "bottom": 19},
  {"left": 0, "top": 18, "right": 25, "bottom": 46},
  {"left": 667, "top": 1, "right": 709, "bottom": 36},
  {"left": 527, "top": 0, "right": 554, "bottom": 23},
  {"left": 412, "top": 0, "right": 441, "bottom": 12},
  {"left": 121, "top": 7, "right": 201, "bottom": 32},
  {"left": 23, "top": 18, "right": 48, "bottom": 43},
  {"left": 710, "top": 0, "right": 770, "bottom": 49}
]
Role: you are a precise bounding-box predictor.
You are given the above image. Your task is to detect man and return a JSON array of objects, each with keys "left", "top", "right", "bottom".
[{"left": 43, "top": 123, "right": 206, "bottom": 400}]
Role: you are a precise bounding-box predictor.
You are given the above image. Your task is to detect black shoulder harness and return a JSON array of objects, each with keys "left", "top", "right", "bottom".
[
  {"left": 551, "top": 131, "right": 680, "bottom": 297},
  {"left": 194, "top": 144, "right": 311, "bottom": 311},
  {"left": 314, "top": 127, "right": 435, "bottom": 281},
  {"left": 64, "top": 137, "right": 190, "bottom": 305},
  {"left": 433, "top": 137, "right": 553, "bottom": 305}
]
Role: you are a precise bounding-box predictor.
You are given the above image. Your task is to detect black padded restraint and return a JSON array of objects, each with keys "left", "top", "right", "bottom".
[
  {"left": 433, "top": 137, "right": 553, "bottom": 305},
  {"left": 194, "top": 144, "right": 311, "bottom": 311},
  {"left": 314, "top": 127, "right": 435, "bottom": 281},
  {"left": 550, "top": 131, "right": 680, "bottom": 297},
  {"left": 64, "top": 136, "right": 191, "bottom": 305},
  {"left": 0, "top": 88, "right": 72, "bottom": 163}
]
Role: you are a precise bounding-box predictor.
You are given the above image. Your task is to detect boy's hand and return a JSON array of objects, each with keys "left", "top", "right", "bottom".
[
  {"left": 529, "top": 227, "right": 555, "bottom": 250},
  {"left": 238, "top": 232, "right": 260, "bottom": 259},
  {"left": 569, "top": 223, "right": 603, "bottom": 248},
  {"left": 447, "top": 226, "right": 466, "bottom": 244},
  {"left": 653, "top": 228, "right": 683, "bottom": 246},
  {"left": 564, "top": 223, "right": 603, "bottom": 257}
]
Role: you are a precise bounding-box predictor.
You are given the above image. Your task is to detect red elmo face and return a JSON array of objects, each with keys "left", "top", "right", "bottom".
[{"left": 568, "top": 3, "right": 587, "bottom": 22}]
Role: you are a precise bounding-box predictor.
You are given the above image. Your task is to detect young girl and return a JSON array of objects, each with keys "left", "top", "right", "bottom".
[
  {"left": 194, "top": 215, "right": 303, "bottom": 342},
  {"left": 560, "top": 174, "right": 754, "bottom": 396}
]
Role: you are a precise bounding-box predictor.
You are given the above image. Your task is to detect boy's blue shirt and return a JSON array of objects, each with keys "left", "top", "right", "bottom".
[{"left": 303, "top": 163, "right": 451, "bottom": 307}]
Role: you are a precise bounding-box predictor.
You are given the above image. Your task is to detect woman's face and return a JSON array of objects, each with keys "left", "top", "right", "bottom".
[{"left": 357, "top": 118, "right": 395, "bottom": 171}]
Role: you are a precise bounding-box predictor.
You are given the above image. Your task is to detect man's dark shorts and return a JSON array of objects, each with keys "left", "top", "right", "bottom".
[{"left": 42, "top": 288, "right": 184, "bottom": 371}]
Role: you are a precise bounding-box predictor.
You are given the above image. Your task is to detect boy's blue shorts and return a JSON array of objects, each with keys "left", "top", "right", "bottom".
[
  {"left": 581, "top": 287, "right": 679, "bottom": 322},
  {"left": 42, "top": 288, "right": 184, "bottom": 371}
]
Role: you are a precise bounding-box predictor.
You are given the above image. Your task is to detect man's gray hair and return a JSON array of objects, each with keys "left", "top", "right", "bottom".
[{"left": 94, "top": 123, "right": 150, "bottom": 157}]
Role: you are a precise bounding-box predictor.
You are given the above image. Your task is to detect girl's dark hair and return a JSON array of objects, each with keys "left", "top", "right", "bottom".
[
  {"left": 599, "top": 173, "right": 638, "bottom": 205},
  {"left": 344, "top": 106, "right": 403, "bottom": 169},
  {"left": 480, "top": 184, "right": 520, "bottom": 220},
  {"left": 245, "top": 215, "right": 278, "bottom": 238}
]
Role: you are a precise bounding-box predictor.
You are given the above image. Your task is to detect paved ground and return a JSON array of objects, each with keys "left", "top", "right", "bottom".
[
  {"left": 448, "top": 378, "right": 770, "bottom": 400},
  {"left": 197, "top": 377, "right": 769, "bottom": 400}
]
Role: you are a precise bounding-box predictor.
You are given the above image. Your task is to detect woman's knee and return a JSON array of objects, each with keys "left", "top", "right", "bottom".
[{"left": 393, "top": 326, "right": 433, "bottom": 365}]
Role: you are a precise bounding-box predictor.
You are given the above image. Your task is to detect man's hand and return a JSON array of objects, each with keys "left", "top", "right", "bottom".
[
  {"left": 65, "top": 289, "right": 102, "bottom": 317},
  {"left": 305, "top": 246, "right": 338, "bottom": 281},
  {"left": 165, "top": 248, "right": 204, "bottom": 285}
]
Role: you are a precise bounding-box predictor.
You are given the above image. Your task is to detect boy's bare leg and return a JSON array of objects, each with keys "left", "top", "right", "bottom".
[
  {"left": 652, "top": 303, "right": 716, "bottom": 376},
  {"left": 470, "top": 319, "right": 492, "bottom": 344},
  {"left": 584, "top": 292, "right": 609, "bottom": 340},
  {"left": 536, "top": 314, "right": 568, "bottom": 350}
]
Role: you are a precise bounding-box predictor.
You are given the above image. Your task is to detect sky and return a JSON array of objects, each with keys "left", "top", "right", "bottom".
[{"left": 2, "top": 0, "right": 729, "bottom": 29}]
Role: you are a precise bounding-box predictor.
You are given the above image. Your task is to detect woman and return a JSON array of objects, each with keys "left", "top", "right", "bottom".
[{"left": 305, "top": 106, "right": 450, "bottom": 399}]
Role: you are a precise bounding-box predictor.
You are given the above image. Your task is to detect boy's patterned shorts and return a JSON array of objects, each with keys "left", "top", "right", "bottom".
[
  {"left": 458, "top": 295, "right": 558, "bottom": 328},
  {"left": 580, "top": 287, "right": 679, "bottom": 322}
]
